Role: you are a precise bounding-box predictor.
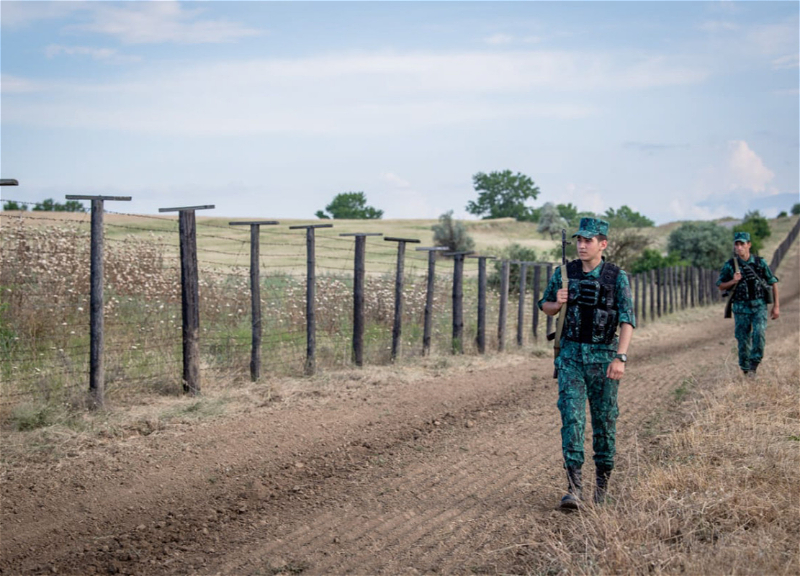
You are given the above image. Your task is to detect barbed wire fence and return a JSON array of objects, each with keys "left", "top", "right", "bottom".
[{"left": 2, "top": 200, "right": 798, "bottom": 412}]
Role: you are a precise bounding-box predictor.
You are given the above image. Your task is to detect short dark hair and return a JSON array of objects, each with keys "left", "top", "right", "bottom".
[{"left": 597, "top": 234, "right": 607, "bottom": 242}]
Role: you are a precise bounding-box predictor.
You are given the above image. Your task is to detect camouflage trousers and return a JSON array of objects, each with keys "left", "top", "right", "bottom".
[
  {"left": 557, "top": 359, "right": 619, "bottom": 470},
  {"left": 734, "top": 309, "right": 767, "bottom": 371}
]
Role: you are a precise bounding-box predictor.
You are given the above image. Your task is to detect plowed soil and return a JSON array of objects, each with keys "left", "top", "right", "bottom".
[{"left": 3, "top": 250, "right": 798, "bottom": 576}]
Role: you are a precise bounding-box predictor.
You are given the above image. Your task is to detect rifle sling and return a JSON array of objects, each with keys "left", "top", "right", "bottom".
[{"left": 553, "top": 263, "right": 569, "bottom": 355}]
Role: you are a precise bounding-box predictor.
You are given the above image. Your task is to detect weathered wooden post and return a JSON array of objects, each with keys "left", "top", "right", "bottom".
[
  {"left": 385, "top": 237, "right": 420, "bottom": 362},
  {"left": 340, "top": 233, "right": 383, "bottom": 366},
  {"left": 447, "top": 251, "right": 474, "bottom": 354},
  {"left": 545, "top": 264, "right": 554, "bottom": 337},
  {"left": 649, "top": 269, "right": 655, "bottom": 321},
  {"left": 532, "top": 264, "right": 542, "bottom": 341},
  {"left": 64, "top": 195, "right": 131, "bottom": 408},
  {"left": 159, "top": 204, "right": 214, "bottom": 395},
  {"left": 634, "top": 272, "right": 640, "bottom": 325},
  {"left": 656, "top": 268, "right": 662, "bottom": 318},
  {"left": 230, "top": 220, "right": 279, "bottom": 381},
  {"left": 514, "top": 261, "right": 531, "bottom": 347},
  {"left": 289, "top": 223, "right": 333, "bottom": 376},
  {"left": 416, "top": 246, "right": 448, "bottom": 356},
  {"left": 498, "top": 260, "right": 510, "bottom": 352},
  {"left": 697, "top": 268, "right": 704, "bottom": 306},
  {"left": 639, "top": 272, "right": 646, "bottom": 324},
  {"left": 468, "top": 255, "right": 496, "bottom": 354},
  {"left": 689, "top": 267, "right": 696, "bottom": 308}
]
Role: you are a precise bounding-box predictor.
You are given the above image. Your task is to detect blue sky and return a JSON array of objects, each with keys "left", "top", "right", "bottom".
[{"left": 1, "top": 0, "right": 798, "bottom": 223}]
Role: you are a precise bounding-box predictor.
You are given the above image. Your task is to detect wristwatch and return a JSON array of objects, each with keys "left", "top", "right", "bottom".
[{"left": 614, "top": 353, "right": 627, "bottom": 363}]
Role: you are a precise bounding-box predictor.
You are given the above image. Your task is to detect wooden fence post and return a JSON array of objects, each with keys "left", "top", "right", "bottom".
[
  {"left": 340, "top": 233, "right": 383, "bottom": 366},
  {"left": 385, "top": 237, "right": 421, "bottom": 361},
  {"left": 648, "top": 269, "right": 655, "bottom": 321},
  {"left": 289, "top": 224, "right": 333, "bottom": 376},
  {"left": 447, "top": 251, "right": 474, "bottom": 354},
  {"left": 468, "top": 255, "right": 496, "bottom": 354},
  {"left": 634, "top": 272, "right": 640, "bottom": 325},
  {"left": 515, "top": 261, "right": 531, "bottom": 347},
  {"left": 416, "top": 246, "right": 448, "bottom": 356},
  {"left": 67, "top": 194, "right": 131, "bottom": 407},
  {"left": 532, "top": 264, "right": 542, "bottom": 341},
  {"left": 656, "top": 268, "right": 662, "bottom": 318},
  {"left": 498, "top": 260, "right": 510, "bottom": 351},
  {"left": 159, "top": 204, "right": 214, "bottom": 395},
  {"left": 229, "top": 220, "right": 279, "bottom": 381}
]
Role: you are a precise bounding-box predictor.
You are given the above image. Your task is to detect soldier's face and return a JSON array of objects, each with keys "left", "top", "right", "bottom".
[
  {"left": 735, "top": 241, "right": 751, "bottom": 258},
  {"left": 576, "top": 236, "right": 607, "bottom": 261}
]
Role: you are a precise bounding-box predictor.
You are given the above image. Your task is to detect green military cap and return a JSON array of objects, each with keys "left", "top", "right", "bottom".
[
  {"left": 572, "top": 217, "right": 610, "bottom": 239},
  {"left": 734, "top": 231, "right": 751, "bottom": 243}
]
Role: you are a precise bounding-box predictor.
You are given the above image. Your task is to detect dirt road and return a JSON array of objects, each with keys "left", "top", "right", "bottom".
[{"left": 2, "top": 251, "right": 798, "bottom": 576}]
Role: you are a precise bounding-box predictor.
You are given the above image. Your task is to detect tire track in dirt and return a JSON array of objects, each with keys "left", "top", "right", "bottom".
[
  {"left": 3, "top": 245, "right": 797, "bottom": 575},
  {"left": 209, "top": 257, "right": 799, "bottom": 575}
]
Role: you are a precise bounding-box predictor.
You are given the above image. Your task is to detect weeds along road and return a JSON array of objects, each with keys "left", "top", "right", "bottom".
[{"left": 2, "top": 245, "right": 798, "bottom": 576}]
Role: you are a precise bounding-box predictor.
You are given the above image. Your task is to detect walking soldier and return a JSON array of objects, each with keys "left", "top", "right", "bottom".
[
  {"left": 716, "top": 231, "right": 780, "bottom": 376},
  {"left": 539, "top": 217, "right": 635, "bottom": 509}
]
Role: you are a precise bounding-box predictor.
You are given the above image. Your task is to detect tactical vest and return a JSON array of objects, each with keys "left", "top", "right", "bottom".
[
  {"left": 563, "top": 260, "right": 621, "bottom": 345},
  {"left": 730, "top": 257, "right": 769, "bottom": 303}
]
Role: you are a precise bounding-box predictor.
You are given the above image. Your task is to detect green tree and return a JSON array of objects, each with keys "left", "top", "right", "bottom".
[
  {"left": 537, "top": 202, "right": 568, "bottom": 239},
  {"left": 432, "top": 210, "right": 475, "bottom": 254},
  {"left": 556, "top": 203, "right": 580, "bottom": 227},
  {"left": 466, "top": 170, "right": 540, "bottom": 220},
  {"left": 31, "top": 198, "right": 86, "bottom": 212},
  {"left": 2, "top": 201, "right": 28, "bottom": 211},
  {"left": 667, "top": 221, "right": 730, "bottom": 269},
  {"left": 777, "top": 211, "right": 788, "bottom": 218},
  {"left": 630, "top": 248, "right": 686, "bottom": 274},
  {"left": 487, "top": 244, "right": 539, "bottom": 293},
  {"left": 603, "top": 228, "right": 652, "bottom": 271},
  {"left": 792, "top": 203, "right": 800, "bottom": 216},
  {"left": 603, "top": 205, "right": 654, "bottom": 229},
  {"left": 316, "top": 192, "right": 383, "bottom": 219}
]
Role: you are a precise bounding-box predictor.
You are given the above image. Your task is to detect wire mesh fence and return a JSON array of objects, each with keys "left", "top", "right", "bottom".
[{"left": 2, "top": 203, "right": 796, "bottom": 412}]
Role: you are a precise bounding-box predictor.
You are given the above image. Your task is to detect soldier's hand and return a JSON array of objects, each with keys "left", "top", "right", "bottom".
[
  {"left": 770, "top": 306, "right": 780, "bottom": 320},
  {"left": 733, "top": 272, "right": 742, "bottom": 282},
  {"left": 607, "top": 359, "right": 625, "bottom": 380},
  {"left": 556, "top": 288, "right": 568, "bottom": 306}
]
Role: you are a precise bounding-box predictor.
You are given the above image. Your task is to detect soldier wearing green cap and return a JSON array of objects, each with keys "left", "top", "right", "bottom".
[
  {"left": 538, "top": 217, "right": 635, "bottom": 509},
  {"left": 716, "top": 231, "right": 780, "bottom": 376}
]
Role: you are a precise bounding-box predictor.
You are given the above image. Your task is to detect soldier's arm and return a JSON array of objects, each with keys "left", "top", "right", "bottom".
[
  {"left": 771, "top": 284, "right": 780, "bottom": 320},
  {"left": 607, "top": 323, "right": 633, "bottom": 380},
  {"left": 540, "top": 268, "right": 566, "bottom": 316}
]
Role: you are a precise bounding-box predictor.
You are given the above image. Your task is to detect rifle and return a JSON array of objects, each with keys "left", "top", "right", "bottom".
[
  {"left": 723, "top": 252, "right": 739, "bottom": 319},
  {"left": 551, "top": 229, "right": 570, "bottom": 378}
]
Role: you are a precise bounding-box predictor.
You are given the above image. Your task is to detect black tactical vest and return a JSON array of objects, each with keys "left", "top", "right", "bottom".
[
  {"left": 730, "top": 257, "right": 768, "bottom": 303},
  {"left": 563, "top": 260, "right": 621, "bottom": 345}
]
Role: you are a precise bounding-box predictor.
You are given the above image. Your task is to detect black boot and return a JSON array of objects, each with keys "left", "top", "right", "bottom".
[
  {"left": 749, "top": 363, "right": 759, "bottom": 378},
  {"left": 594, "top": 466, "right": 612, "bottom": 505},
  {"left": 560, "top": 467, "right": 582, "bottom": 510}
]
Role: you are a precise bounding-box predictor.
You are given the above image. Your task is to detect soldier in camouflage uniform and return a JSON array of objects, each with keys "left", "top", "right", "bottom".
[
  {"left": 716, "top": 231, "right": 780, "bottom": 376},
  {"left": 539, "top": 217, "right": 635, "bottom": 509}
]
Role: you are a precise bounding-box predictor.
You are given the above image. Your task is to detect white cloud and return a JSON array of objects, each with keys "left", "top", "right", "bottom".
[
  {"left": 698, "top": 20, "right": 740, "bottom": 33},
  {"left": 559, "top": 183, "right": 605, "bottom": 215},
  {"left": 67, "top": 1, "right": 262, "bottom": 44},
  {"left": 45, "top": 44, "right": 142, "bottom": 64},
  {"left": 2, "top": 48, "right": 708, "bottom": 136},
  {"left": 0, "top": 75, "right": 46, "bottom": 94},
  {"left": 771, "top": 54, "right": 799, "bottom": 70},
  {"left": 726, "top": 140, "right": 775, "bottom": 195},
  {"left": 380, "top": 172, "right": 411, "bottom": 189},
  {"left": 484, "top": 34, "right": 515, "bottom": 45}
]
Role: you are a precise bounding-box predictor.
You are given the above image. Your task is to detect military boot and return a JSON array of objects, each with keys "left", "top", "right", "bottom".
[
  {"left": 594, "top": 466, "right": 612, "bottom": 505},
  {"left": 560, "top": 467, "right": 582, "bottom": 510}
]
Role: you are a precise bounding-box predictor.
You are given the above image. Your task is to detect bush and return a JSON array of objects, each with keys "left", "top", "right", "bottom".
[
  {"left": 432, "top": 211, "right": 475, "bottom": 254},
  {"left": 487, "top": 244, "right": 540, "bottom": 293},
  {"left": 733, "top": 210, "right": 770, "bottom": 254},
  {"left": 667, "top": 221, "right": 730, "bottom": 269},
  {"left": 630, "top": 248, "right": 687, "bottom": 274},
  {"left": 791, "top": 203, "right": 800, "bottom": 216}
]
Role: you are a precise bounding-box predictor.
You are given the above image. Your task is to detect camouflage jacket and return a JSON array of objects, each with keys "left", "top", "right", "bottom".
[
  {"left": 538, "top": 259, "right": 636, "bottom": 365},
  {"left": 716, "top": 255, "right": 778, "bottom": 315}
]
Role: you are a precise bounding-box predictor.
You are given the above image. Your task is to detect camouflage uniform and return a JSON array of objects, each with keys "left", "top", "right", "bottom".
[
  {"left": 538, "top": 225, "right": 636, "bottom": 472},
  {"left": 716, "top": 234, "right": 778, "bottom": 372}
]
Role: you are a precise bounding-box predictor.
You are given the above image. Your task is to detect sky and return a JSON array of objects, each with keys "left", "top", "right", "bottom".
[{"left": 1, "top": 0, "right": 798, "bottom": 224}]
